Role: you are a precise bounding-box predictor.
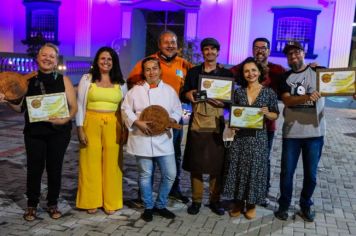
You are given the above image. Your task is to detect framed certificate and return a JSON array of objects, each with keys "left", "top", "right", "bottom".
[
  {"left": 26, "top": 92, "right": 69, "bottom": 123},
  {"left": 316, "top": 68, "right": 356, "bottom": 96},
  {"left": 198, "top": 75, "right": 234, "bottom": 102},
  {"left": 229, "top": 105, "right": 264, "bottom": 129}
]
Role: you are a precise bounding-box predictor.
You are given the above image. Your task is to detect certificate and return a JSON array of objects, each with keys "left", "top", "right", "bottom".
[
  {"left": 198, "top": 75, "right": 234, "bottom": 102},
  {"left": 26, "top": 92, "right": 69, "bottom": 123},
  {"left": 316, "top": 68, "right": 356, "bottom": 96},
  {"left": 229, "top": 105, "right": 264, "bottom": 129}
]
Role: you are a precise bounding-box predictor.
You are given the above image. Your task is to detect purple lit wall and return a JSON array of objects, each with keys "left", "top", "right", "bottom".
[
  {"left": 0, "top": 0, "right": 355, "bottom": 77},
  {"left": 248, "top": 0, "right": 335, "bottom": 68},
  {"left": 10, "top": 1, "right": 27, "bottom": 53},
  {"left": 90, "top": 0, "right": 122, "bottom": 56},
  {"left": 58, "top": 0, "right": 76, "bottom": 56},
  {"left": 0, "top": 1, "right": 15, "bottom": 52},
  {"left": 196, "top": 0, "right": 233, "bottom": 64}
]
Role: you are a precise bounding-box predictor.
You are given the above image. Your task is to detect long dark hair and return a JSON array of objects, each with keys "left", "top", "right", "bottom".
[
  {"left": 90, "top": 46, "right": 125, "bottom": 85},
  {"left": 238, "top": 57, "right": 265, "bottom": 88}
]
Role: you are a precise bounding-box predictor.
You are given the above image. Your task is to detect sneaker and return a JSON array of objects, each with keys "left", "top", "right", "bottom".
[
  {"left": 209, "top": 202, "right": 225, "bottom": 216},
  {"left": 141, "top": 209, "right": 153, "bottom": 222},
  {"left": 297, "top": 207, "right": 315, "bottom": 222},
  {"left": 274, "top": 208, "right": 288, "bottom": 221},
  {"left": 169, "top": 191, "right": 189, "bottom": 204},
  {"left": 187, "top": 202, "right": 201, "bottom": 215},
  {"left": 153, "top": 207, "right": 176, "bottom": 219}
]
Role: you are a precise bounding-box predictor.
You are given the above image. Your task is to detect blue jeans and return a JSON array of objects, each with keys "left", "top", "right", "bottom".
[
  {"left": 136, "top": 155, "right": 176, "bottom": 209},
  {"left": 171, "top": 119, "right": 183, "bottom": 194},
  {"left": 278, "top": 136, "right": 324, "bottom": 210}
]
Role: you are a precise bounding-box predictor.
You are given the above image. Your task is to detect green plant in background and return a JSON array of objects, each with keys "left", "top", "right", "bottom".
[{"left": 179, "top": 38, "right": 202, "bottom": 65}]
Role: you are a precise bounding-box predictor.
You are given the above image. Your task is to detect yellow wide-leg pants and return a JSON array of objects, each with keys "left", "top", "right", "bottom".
[{"left": 76, "top": 111, "right": 123, "bottom": 211}]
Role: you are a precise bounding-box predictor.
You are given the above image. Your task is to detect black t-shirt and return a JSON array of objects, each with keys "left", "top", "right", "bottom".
[{"left": 23, "top": 71, "right": 72, "bottom": 136}]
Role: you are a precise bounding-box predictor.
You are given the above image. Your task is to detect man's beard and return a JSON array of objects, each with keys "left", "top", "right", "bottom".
[
  {"left": 289, "top": 60, "right": 304, "bottom": 71},
  {"left": 254, "top": 54, "right": 267, "bottom": 65}
]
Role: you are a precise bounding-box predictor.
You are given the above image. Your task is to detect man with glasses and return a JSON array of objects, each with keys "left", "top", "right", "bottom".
[
  {"left": 127, "top": 30, "right": 192, "bottom": 204},
  {"left": 274, "top": 41, "right": 325, "bottom": 222},
  {"left": 230, "top": 38, "right": 286, "bottom": 207}
]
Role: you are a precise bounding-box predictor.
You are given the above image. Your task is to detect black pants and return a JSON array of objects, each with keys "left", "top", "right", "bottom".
[{"left": 24, "top": 131, "right": 71, "bottom": 207}]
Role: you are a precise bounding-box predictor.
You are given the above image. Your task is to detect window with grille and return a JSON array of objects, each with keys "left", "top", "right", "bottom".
[
  {"left": 23, "top": 0, "right": 60, "bottom": 44},
  {"left": 271, "top": 7, "right": 321, "bottom": 59},
  {"left": 31, "top": 10, "right": 56, "bottom": 41}
]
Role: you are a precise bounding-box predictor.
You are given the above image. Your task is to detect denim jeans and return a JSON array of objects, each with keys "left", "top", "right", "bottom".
[
  {"left": 278, "top": 136, "right": 324, "bottom": 210},
  {"left": 171, "top": 118, "right": 183, "bottom": 194},
  {"left": 136, "top": 155, "right": 176, "bottom": 209}
]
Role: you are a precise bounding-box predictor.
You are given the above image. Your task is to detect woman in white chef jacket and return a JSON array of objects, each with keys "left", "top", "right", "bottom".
[{"left": 121, "top": 57, "right": 182, "bottom": 222}]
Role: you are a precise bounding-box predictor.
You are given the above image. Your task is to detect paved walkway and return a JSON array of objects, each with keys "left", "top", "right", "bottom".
[{"left": 0, "top": 104, "right": 356, "bottom": 236}]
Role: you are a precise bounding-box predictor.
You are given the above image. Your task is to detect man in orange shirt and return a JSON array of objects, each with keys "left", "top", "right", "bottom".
[{"left": 127, "top": 30, "right": 192, "bottom": 204}]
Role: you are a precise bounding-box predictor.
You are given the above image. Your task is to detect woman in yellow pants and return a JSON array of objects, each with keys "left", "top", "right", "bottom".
[{"left": 75, "top": 47, "right": 126, "bottom": 214}]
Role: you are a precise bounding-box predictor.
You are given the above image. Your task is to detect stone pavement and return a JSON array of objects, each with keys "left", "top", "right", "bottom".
[{"left": 0, "top": 104, "right": 356, "bottom": 236}]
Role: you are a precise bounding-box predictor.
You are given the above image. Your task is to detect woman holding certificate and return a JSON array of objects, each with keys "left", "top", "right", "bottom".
[
  {"left": 75, "top": 47, "right": 126, "bottom": 215},
  {"left": 0, "top": 43, "right": 77, "bottom": 221},
  {"left": 223, "top": 57, "right": 279, "bottom": 219}
]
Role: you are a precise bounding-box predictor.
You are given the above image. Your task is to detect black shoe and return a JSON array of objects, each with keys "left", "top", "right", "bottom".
[
  {"left": 141, "top": 209, "right": 153, "bottom": 222},
  {"left": 187, "top": 202, "right": 201, "bottom": 215},
  {"left": 274, "top": 208, "right": 288, "bottom": 221},
  {"left": 297, "top": 207, "right": 315, "bottom": 222},
  {"left": 209, "top": 202, "right": 225, "bottom": 216},
  {"left": 169, "top": 191, "right": 190, "bottom": 204},
  {"left": 259, "top": 198, "right": 270, "bottom": 208},
  {"left": 153, "top": 207, "right": 176, "bottom": 219}
]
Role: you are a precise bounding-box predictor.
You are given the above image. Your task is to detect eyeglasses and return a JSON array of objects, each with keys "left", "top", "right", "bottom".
[
  {"left": 253, "top": 46, "right": 268, "bottom": 52},
  {"left": 287, "top": 49, "right": 302, "bottom": 57}
]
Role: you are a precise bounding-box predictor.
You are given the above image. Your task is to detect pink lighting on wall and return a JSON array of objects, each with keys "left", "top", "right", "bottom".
[
  {"left": 228, "top": 0, "right": 252, "bottom": 64},
  {"left": 329, "top": 0, "right": 356, "bottom": 67},
  {"left": 75, "top": 0, "right": 93, "bottom": 57}
]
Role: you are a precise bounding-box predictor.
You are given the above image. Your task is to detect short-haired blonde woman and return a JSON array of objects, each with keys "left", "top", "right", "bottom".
[{"left": 0, "top": 43, "right": 77, "bottom": 221}]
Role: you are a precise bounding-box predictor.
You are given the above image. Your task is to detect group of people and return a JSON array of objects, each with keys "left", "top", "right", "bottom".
[{"left": 0, "top": 30, "right": 355, "bottom": 223}]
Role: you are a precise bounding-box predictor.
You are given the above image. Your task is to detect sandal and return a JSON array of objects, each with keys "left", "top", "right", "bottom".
[
  {"left": 87, "top": 208, "right": 98, "bottom": 214},
  {"left": 23, "top": 207, "right": 37, "bottom": 221},
  {"left": 104, "top": 209, "right": 115, "bottom": 215},
  {"left": 47, "top": 206, "right": 62, "bottom": 219}
]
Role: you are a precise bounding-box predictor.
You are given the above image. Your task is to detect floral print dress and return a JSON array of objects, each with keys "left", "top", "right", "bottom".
[{"left": 223, "top": 86, "right": 279, "bottom": 204}]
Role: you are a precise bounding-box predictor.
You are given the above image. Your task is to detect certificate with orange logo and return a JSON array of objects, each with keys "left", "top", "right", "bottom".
[
  {"left": 316, "top": 68, "right": 356, "bottom": 96},
  {"left": 26, "top": 92, "right": 69, "bottom": 123},
  {"left": 198, "top": 75, "right": 234, "bottom": 102},
  {"left": 229, "top": 105, "right": 264, "bottom": 129}
]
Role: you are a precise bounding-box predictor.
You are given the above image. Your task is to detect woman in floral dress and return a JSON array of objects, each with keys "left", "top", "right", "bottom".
[{"left": 223, "top": 57, "right": 279, "bottom": 219}]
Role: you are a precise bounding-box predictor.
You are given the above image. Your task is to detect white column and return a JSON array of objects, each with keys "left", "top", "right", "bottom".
[
  {"left": 329, "top": 0, "right": 356, "bottom": 67},
  {"left": 228, "top": 0, "right": 252, "bottom": 64},
  {"left": 75, "top": 0, "right": 92, "bottom": 57},
  {"left": 0, "top": 1, "right": 14, "bottom": 52},
  {"left": 185, "top": 11, "right": 198, "bottom": 40},
  {"left": 121, "top": 10, "right": 132, "bottom": 39}
]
